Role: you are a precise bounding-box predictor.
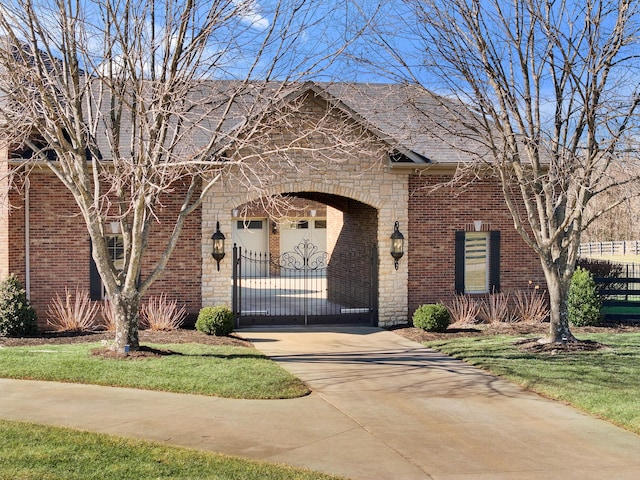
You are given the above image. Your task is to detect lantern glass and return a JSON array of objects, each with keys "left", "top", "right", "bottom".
[
  {"left": 211, "top": 221, "right": 226, "bottom": 271},
  {"left": 391, "top": 237, "right": 404, "bottom": 256},
  {"left": 390, "top": 221, "right": 404, "bottom": 269}
]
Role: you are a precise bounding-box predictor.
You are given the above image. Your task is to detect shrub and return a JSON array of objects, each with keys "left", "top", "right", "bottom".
[
  {"left": 446, "top": 295, "right": 481, "bottom": 324},
  {"left": 0, "top": 274, "right": 38, "bottom": 337},
  {"left": 47, "top": 286, "right": 100, "bottom": 332},
  {"left": 568, "top": 267, "right": 602, "bottom": 327},
  {"left": 140, "top": 294, "right": 187, "bottom": 331},
  {"left": 413, "top": 303, "right": 450, "bottom": 332},
  {"left": 196, "top": 306, "right": 234, "bottom": 336}
]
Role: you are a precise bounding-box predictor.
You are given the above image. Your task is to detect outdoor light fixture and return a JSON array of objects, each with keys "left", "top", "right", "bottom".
[
  {"left": 109, "top": 221, "right": 121, "bottom": 234},
  {"left": 211, "top": 221, "right": 226, "bottom": 271},
  {"left": 390, "top": 221, "right": 404, "bottom": 270}
]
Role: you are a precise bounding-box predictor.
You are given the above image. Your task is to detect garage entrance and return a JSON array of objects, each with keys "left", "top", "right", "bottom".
[{"left": 232, "top": 239, "right": 378, "bottom": 327}]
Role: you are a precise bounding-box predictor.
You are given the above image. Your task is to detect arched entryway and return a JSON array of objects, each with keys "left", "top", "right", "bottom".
[{"left": 230, "top": 193, "right": 379, "bottom": 326}]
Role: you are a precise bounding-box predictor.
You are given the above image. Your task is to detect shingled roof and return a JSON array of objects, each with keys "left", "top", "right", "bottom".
[{"left": 5, "top": 76, "right": 484, "bottom": 166}]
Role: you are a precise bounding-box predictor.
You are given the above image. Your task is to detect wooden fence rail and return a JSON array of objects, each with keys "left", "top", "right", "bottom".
[{"left": 580, "top": 240, "right": 640, "bottom": 257}]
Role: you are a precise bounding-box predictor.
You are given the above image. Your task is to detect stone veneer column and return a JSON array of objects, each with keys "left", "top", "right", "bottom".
[
  {"left": 0, "top": 146, "right": 9, "bottom": 280},
  {"left": 375, "top": 177, "right": 409, "bottom": 327},
  {"left": 201, "top": 192, "right": 235, "bottom": 309}
]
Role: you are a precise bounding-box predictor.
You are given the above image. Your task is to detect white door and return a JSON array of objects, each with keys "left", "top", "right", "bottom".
[
  {"left": 279, "top": 218, "right": 327, "bottom": 276},
  {"left": 233, "top": 218, "right": 268, "bottom": 276}
]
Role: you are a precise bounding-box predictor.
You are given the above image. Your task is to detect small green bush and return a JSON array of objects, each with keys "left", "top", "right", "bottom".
[
  {"left": 0, "top": 274, "right": 38, "bottom": 337},
  {"left": 413, "top": 303, "right": 450, "bottom": 332},
  {"left": 568, "top": 267, "right": 601, "bottom": 327},
  {"left": 196, "top": 306, "right": 234, "bottom": 336}
]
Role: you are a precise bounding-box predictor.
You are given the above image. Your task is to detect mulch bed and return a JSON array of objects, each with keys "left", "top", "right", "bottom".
[
  {"left": 3, "top": 323, "right": 639, "bottom": 357},
  {"left": 0, "top": 329, "right": 252, "bottom": 349},
  {"left": 391, "top": 322, "right": 640, "bottom": 354}
]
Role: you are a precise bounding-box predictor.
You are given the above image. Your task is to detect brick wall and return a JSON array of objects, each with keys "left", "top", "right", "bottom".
[
  {"left": 407, "top": 174, "right": 545, "bottom": 317},
  {"left": 327, "top": 199, "right": 378, "bottom": 308},
  {"left": 1, "top": 165, "right": 28, "bottom": 296},
  {"left": 10, "top": 170, "right": 201, "bottom": 329}
]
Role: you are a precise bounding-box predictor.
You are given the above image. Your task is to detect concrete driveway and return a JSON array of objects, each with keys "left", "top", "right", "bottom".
[
  {"left": 240, "top": 327, "right": 640, "bottom": 479},
  {"left": 1, "top": 326, "right": 640, "bottom": 479}
]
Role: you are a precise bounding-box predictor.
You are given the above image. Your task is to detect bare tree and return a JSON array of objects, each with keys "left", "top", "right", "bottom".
[
  {"left": 0, "top": 0, "right": 374, "bottom": 351},
  {"left": 582, "top": 170, "right": 640, "bottom": 242},
  {"left": 364, "top": 0, "right": 640, "bottom": 342}
]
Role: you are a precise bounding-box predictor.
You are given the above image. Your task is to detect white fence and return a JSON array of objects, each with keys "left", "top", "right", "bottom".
[{"left": 579, "top": 240, "right": 640, "bottom": 257}]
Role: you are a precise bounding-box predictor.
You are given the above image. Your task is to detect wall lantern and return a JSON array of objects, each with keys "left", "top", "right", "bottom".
[
  {"left": 390, "top": 221, "right": 404, "bottom": 270},
  {"left": 109, "top": 221, "right": 121, "bottom": 234},
  {"left": 211, "top": 221, "right": 226, "bottom": 271}
]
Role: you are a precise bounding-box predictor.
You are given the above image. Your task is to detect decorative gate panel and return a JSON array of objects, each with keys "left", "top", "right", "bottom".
[{"left": 232, "top": 240, "right": 377, "bottom": 327}]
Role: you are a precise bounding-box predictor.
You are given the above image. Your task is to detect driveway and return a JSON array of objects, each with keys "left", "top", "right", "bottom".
[
  {"left": 1, "top": 326, "right": 639, "bottom": 479},
  {"left": 240, "top": 327, "right": 640, "bottom": 479}
]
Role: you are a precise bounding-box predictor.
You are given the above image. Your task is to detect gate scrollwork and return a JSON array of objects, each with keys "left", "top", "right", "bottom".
[{"left": 278, "top": 240, "right": 328, "bottom": 271}]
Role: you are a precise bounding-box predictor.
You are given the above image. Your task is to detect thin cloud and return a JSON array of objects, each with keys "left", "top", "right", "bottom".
[{"left": 233, "top": 0, "right": 270, "bottom": 30}]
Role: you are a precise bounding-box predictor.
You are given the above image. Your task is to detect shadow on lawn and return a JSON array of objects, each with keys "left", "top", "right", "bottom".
[{"left": 90, "top": 345, "right": 264, "bottom": 360}]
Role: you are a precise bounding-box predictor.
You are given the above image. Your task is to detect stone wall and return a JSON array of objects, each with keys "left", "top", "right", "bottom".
[{"left": 201, "top": 94, "right": 409, "bottom": 326}]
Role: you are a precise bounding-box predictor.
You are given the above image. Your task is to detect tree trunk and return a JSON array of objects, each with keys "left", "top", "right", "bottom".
[
  {"left": 541, "top": 263, "right": 577, "bottom": 343},
  {"left": 111, "top": 291, "right": 141, "bottom": 352}
]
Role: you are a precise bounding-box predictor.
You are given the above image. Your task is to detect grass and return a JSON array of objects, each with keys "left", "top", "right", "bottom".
[
  {"left": 583, "top": 253, "right": 640, "bottom": 263},
  {"left": 602, "top": 305, "right": 640, "bottom": 315},
  {"left": 0, "top": 419, "right": 343, "bottom": 480},
  {"left": 424, "top": 332, "right": 640, "bottom": 435},
  {"left": 0, "top": 343, "right": 309, "bottom": 399}
]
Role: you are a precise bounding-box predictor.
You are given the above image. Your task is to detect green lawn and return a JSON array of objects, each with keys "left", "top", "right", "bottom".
[
  {"left": 0, "top": 343, "right": 309, "bottom": 399},
  {"left": 0, "top": 419, "right": 343, "bottom": 480},
  {"left": 602, "top": 305, "right": 640, "bottom": 315},
  {"left": 583, "top": 253, "right": 640, "bottom": 263},
  {"left": 424, "top": 332, "right": 640, "bottom": 434}
]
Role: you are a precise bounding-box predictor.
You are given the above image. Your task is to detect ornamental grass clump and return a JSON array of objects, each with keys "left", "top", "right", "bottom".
[
  {"left": 196, "top": 305, "right": 234, "bottom": 336},
  {"left": 480, "top": 292, "right": 516, "bottom": 323},
  {"left": 413, "top": 303, "right": 450, "bottom": 332},
  {"left": 47, "top": 286, "right": 100, "bottom": 332},
  {"left": 0, "top": 274, "right": 38, "bottom": 337},
  {"left": 514, "top": 286, "right": 549, "bottom": 323},
  {"left": 140, "top": 293, "right": 186, "bottom": 331},
  {"left": 446, "top": 295, "right": 481, "bottom": 324}
]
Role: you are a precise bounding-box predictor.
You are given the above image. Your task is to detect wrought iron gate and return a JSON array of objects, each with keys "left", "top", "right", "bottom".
[{"left": 232, "top": 240, "right": 378, "bottom": 327}]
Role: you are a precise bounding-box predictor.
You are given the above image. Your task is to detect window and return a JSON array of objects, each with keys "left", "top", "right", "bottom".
[
  {"left": 314, "top": 220, "right": 327, "bottom": 229},
  {"left": 89, "top": 235, "right": 125, "bottom": 301},
  {"left": 107, "top": 235, "right": 125, "bottom": 270},
  {"left": 237, "top": 220, "right": 263, "bottom": 230},
  {"left": 464, "top": 233, "right": 488, "bottom": 293},
  {"left": 455, "top": 231, "right": 500, "bottom": 294},
  {"left": 282, "top": 220, "right": 309, "bottom": 230}
]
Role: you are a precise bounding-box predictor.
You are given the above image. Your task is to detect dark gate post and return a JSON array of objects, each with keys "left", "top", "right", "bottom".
[
  {"left": 370, "top": 244, "right": 379, "bottom": 327},
  {"left": 232, "top": 244, "right": 240, "bottom": 328}
]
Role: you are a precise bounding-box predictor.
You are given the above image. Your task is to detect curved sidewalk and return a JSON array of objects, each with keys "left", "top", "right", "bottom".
[{"left": 1, "top": 327, "right": 640, "bottom": 479}]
